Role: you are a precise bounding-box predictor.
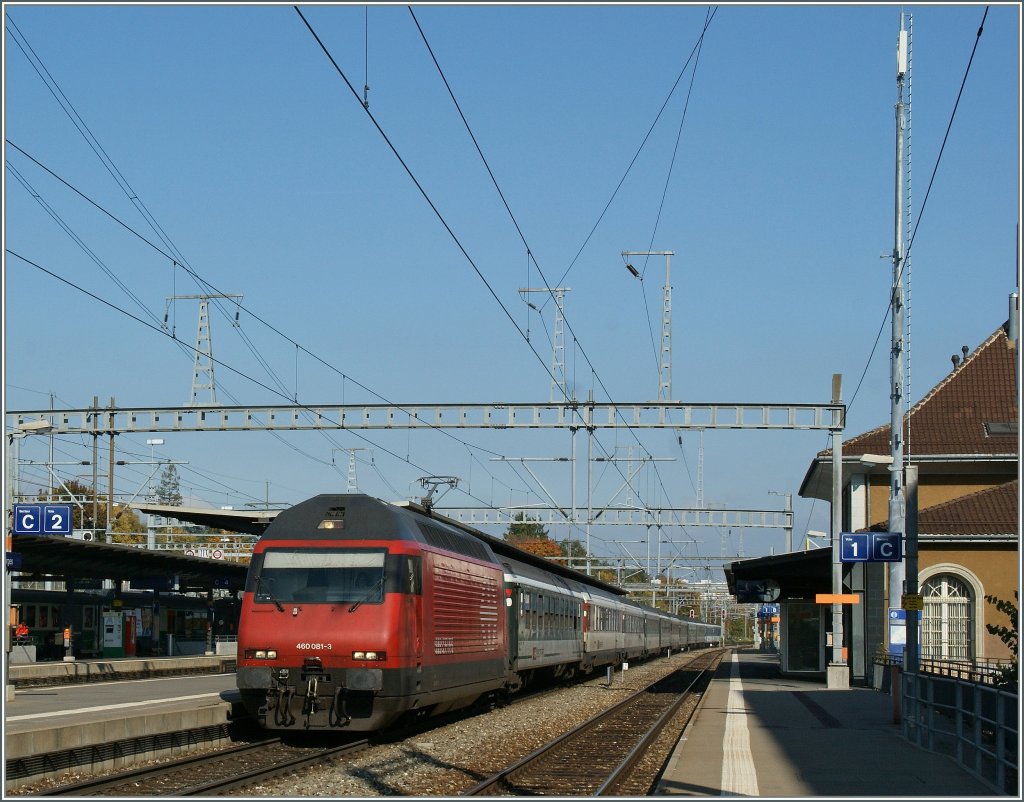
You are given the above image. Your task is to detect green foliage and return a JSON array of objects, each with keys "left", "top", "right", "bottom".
[
  {"left": 155, "top": 464, "right": 183, "bottom": 506},
  {"left": 505, "top": 512, "right": 549, "bottom": 541},
  {"left": 984, "top": 591, "right": 1018, "bottom": 688}
]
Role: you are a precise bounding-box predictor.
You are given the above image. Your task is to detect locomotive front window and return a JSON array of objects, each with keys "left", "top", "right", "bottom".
[{"left": 254, "top": 549, "right": 386, "bottom": 605}]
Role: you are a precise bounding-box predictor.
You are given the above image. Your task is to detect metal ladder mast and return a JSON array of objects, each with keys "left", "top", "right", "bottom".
[
  {"left": 621, "top": 250, "right": 675, "bottom": 401},
  {"left": 888, "top": 14, "right": 911, "bottom": 614},
  {"left": 518, "top": 287, "right": 571, "bottom": 403},
  {"left": 164, "top": 294, "right": 243, "bottom": 407},
  {"left": 660, "top": 252, "right": 673, "bottom": 402}
]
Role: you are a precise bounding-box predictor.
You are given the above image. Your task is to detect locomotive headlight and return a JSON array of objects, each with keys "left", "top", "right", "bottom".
[
  {"left": 352, "top": 650, "right": 386, "bottom": 661},
  {"left": 248, "top": 649, "right": 277, "bottom": 659}
]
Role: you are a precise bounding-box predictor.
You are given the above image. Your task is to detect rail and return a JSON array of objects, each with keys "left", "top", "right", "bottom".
[
  {"left": 464, "top": 650, "right": 722, "bottom": 796},
  {"left": 901, "top": 669, "right": 1018, "bottom": 795}
]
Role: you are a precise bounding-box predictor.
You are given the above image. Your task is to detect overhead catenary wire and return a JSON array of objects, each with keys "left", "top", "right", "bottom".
[
  {"left": 4, "top": 141, "right": 540, "bottom": 507},
  {"left": 5, "top": 18, "right": 535, "bottom": 508},
  {"left": 9, "top": 0, "right": 696, "bottom": 551},
  {"left": 10, "top": 4, "right": 680, "bottom": 541},
  {"left": 544, "top": 6, "right": 718, "bottom": 300},
  {"left": 634, "top": 5, "right": 711, "bottom": 384},
  {"left": 6, "top": 19, "right": 546, "bottom": 503},
  {"left": 294, "top": 6, "right": 658, "bottom": 546},
  {"left": 5, "top": 248, "right": 521, "bottom": 514},
  {"left": 846, "top": 5, "right": 989, "bottom": 415},
  {"left": 406, "top": 6, "right": 713, "bottom": 555},
  {"left": 797, "top": 7, "right": 990, "bottom": 542}
]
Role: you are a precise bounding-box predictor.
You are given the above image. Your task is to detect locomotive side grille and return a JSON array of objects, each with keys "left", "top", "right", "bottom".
[
  {"left": 418, "top": 521, "right": 492, "bottom": 563},
  {"left": 432, "top": 564, "right": 500, "bottom": 654}
]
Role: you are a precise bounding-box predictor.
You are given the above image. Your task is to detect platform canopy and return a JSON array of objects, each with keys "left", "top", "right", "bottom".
[
  {"left": 8, "top": 534, "right": 248, "bottom": 593},
  {"left": 723, "top": 548, "right": 831, "bottom": 603},
  {"left": 130, "top": 503, "right": 280, "bottom": 536}
]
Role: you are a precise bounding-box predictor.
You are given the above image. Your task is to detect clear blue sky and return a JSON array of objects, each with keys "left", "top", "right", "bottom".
[{"left": 3, "top": 3, "right": 1020, "bottom": 575}]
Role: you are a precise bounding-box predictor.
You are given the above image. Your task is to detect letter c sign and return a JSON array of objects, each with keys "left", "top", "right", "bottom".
[{"left": 871, "top": 532, "right": 902, "bottom": 562}]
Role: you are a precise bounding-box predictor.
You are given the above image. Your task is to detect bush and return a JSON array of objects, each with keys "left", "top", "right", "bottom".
[{"left": 984, "top": 591, "right": 1018, "bottom": 689}]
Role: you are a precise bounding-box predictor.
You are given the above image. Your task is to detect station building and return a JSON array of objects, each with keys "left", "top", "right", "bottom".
[{"left": 726, "top": 321, "right": 1019, "bottom": 684}]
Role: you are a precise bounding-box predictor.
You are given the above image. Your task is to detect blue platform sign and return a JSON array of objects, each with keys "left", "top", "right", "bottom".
[
  {"left": 13, "top": 505, "right": 42, "bottom": 534},
  {"left": 840, "top": 533, "right": 870, "bottom": 562},
  {"left": 6, "top": 552, "right": 21, "bottom": 571},
  {"left": 841, "top": 531, "right": 903, "bottom": 563},
  {"left": 13, "top": 504, "right": 72, "bottom": 535},
  {"left": 871, "top": 531, "right": 902, "bottom": 562}
]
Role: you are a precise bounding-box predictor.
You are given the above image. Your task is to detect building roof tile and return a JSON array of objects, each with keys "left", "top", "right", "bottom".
[
  {"left": 831, "top": 324, "right": 1018, "bottom": 458},
  {"left": 869, "top": 479, "right": 1019, "bottom": 536}
]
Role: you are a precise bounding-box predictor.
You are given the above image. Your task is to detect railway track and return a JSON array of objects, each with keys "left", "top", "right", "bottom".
[
  {"left": 463, "top": 649, "right": 725, "bottom": 796},
  {"left": 24, "top": 650, "right": 724, "bottom": 797},
  {"left": 36, "top": 737, "right": 369, "bottom": 796}
]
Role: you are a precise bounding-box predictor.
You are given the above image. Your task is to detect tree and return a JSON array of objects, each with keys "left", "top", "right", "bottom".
[
  {"left": 505, "top": 514, "right": 566, "bottom": 561},
  {"left": 155, "top": 464, "right": 183, "bottom": 506},
  {"left": 38, "top": 480, "right": 146, "bottom": 543},
  {"left": 110, "top": 506, "right": 146, "bottom": 544},
  {"left": 505, "top": 513, "right": 549, "bottom": 542},
  {"left": 985, "top": 591, "right": 1018, "bottom": 688},
  {"left": 39, "top": 479, "right": 106, "bottom": 533}
]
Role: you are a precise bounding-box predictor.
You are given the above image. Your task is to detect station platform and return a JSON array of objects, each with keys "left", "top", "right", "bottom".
[
  {"left": 656, "top": 649, "right": 1001, "bottom": 797},
  {"left": 4, "top": 656, "right": 247, "bottom": 790},
  {"left": 8, "top": 652, "right": 235, "bottom": 688}
]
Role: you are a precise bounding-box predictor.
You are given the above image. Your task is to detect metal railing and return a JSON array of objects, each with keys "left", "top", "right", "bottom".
[
  {"left": 902, "top": 669, "right": 1018, "bottom": 795},
  {"left": 918, "top": 656, "right": 1016, "bottom": 686}
]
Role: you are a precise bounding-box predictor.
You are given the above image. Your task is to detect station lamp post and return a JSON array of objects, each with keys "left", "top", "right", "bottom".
[
  {"left": 146, "top": 439, "right": 165, "bottom": 543},
  {"left": 6, "top": 419, "right": 56, "bottom": 702}
]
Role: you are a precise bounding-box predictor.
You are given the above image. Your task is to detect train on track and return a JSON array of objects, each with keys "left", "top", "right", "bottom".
[{"left": 236, "top": 493, "right": 722, "bottom": 731}]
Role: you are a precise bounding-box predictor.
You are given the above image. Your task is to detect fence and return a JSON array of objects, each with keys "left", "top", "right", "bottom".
[
  {"left": 917, "top": 656, "right": 1015, "bottom": 686},
  {"left": 901, "top": 668, "right": 1018, "bottom": 795}
]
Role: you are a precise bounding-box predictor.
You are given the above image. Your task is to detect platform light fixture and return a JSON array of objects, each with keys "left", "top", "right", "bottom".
[{"left": 859, "top": 453, "right": 894, "bottom": 469}]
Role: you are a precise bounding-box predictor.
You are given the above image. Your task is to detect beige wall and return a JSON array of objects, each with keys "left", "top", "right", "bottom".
[{"left": 919, "top": 543, "right": 1018, "bottom": 661}]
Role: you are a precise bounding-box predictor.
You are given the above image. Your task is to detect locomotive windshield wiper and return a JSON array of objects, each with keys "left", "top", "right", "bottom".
[
  {"left": 255, "top": 575, "right": 285, "bottom": 612},
  {"left": 348, "top": 576, "right": 384, "bottom": 613}
]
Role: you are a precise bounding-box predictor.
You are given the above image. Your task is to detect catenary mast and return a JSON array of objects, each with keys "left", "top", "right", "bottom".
[{"left": 888, "top": 14, "right": 911, "bottom": 618}]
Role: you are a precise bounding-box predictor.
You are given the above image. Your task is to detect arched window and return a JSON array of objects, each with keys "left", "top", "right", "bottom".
[{"left": 921, "top": 574, "right": 973, "bottom": 660}]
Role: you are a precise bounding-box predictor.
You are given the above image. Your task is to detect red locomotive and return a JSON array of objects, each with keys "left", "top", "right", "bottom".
[{"left": 236, "top": 493, "right": 721, "bottom": 731}]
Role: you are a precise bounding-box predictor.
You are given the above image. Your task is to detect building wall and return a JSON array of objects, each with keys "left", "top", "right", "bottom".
[
  {"left": 864, "top": 474, "right": 1016, "bottom": 529},
  {"left": 919, "top": 543, "right": 1018, "bottom": 661}
]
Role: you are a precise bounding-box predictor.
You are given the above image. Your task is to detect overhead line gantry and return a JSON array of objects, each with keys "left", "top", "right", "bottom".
[{"left": 9, "top": 400, "right": 844, "bottom": 435}]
